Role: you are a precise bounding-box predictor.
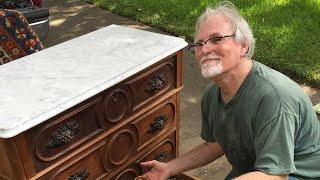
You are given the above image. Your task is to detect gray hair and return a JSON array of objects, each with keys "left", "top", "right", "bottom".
[{"left": 195, "top": 1, "right": 255, "bottom": 58}]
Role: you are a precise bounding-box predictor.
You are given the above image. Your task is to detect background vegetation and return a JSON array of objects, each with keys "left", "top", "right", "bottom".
[{"left": 85, "top": 0, "right": 320, "bottom": 88}]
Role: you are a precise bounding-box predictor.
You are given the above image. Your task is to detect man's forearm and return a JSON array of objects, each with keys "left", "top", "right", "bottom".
[{"left": 166, "top": 142, "right": 224, "bottom": 177}]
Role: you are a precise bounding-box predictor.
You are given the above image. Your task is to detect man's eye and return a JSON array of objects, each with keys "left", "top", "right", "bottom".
[{"left": 209, "top": 37, "right": 222, "bottom": 43}]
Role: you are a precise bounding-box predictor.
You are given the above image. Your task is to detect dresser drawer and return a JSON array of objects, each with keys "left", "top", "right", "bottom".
[
  {"left": 102, "top": 95, "right": 177, "bottom": 171},
  {"left": 17, "top": 96, "right": 104, "bottom": 173},
  {"left": 110, "top": 132, "right": 177, "bottom": 180},
  {"left": 39, "top": 138, "right": 107, "bottom": 180},
  {"left": 40, "top": 128, "right": 177, "bottom": 180},
  {"left": 100, "top": 55, "right": 177, "bottom": 127},
  {"left": 111, "top": 163, "right": 142, "bottom": 180},
  {"left": 127, "top": 55, "right": 177, "bottom": 111},
  {"left": 138, "top": 132, "right": 176, "bottom": 163},
  {"left": 131, "top": 95, "right": 176, "bottom": 150}
]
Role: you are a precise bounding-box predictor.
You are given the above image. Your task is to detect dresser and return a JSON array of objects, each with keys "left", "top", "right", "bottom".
[{"left": 0, "top": 25, "right": 191, "bottom": 179}]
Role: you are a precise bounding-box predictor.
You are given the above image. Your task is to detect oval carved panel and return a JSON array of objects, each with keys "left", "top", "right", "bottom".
[
  {"left": 103, "top": 89, "right": 129, "bottom": 123},
  {"left": 102, "top": 127, "right": 139, "bottom": 171},
  {"left": 112, "top": 166, "right": 141, "bottom": 180}
]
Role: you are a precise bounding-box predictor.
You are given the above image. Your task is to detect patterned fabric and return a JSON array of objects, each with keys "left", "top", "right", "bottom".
[{"left": 0, "top": 9, "right": 44, "bottom": 65}]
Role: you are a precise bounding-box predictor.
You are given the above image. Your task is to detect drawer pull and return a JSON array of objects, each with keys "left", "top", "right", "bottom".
[
  {"left": 145, "top": 74, "right": 166, "bottom": 93},
  {"left": 68, "top": 169, "right": 89, "bottom": 180},
  {"left": 155, "top": 152, "right": 167, "bottom": 162},
  {"left": 148, "top": 114, "right": 167, "bottom": 133},
  {"left": 47, "top": 120, "right": 80, "bottom": 148}
]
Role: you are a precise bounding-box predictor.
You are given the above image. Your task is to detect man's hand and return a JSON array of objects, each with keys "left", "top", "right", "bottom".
[
  {"left": 136, "top": 142, "right": 224, "bottom": 180},
  {"left": 138, "top": 160, "right": 171, "bottom": 180}
]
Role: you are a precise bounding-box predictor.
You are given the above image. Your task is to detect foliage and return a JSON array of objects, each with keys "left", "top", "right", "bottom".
[{"left": 86, "top": 0, "right": 320, "bottom": 88}]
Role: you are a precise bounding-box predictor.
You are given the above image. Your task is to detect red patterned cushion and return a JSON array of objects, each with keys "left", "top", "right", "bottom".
[{"left": 0, "top": 10, "right": 44, "bottom": 65}]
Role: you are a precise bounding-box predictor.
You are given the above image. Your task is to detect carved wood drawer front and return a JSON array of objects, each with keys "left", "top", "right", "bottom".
[
  {"left": 40, "top": 125, "right": 141, "bottom": 180},
  {"left": 100, "top": 55, "right": 176, "bottom": 129},
  {"left": 127, "top": 56, "right": 176, "bottom": 112},
  {"left": 139, "top": 132, "right": 176, "bottom": 163},
  {"left": 110, "top": 163, "right": 142, "bottom": 180},
  {"left": 110, "top": 132, "right": 176, "bottom": 180},
  {"left": 101, "top": 123, "right": 139, "bottom": 172},
  {"left": 23, "top": 97, "right": 104, "bottom": 172},
  {"left": 39, "top": 139, "right": 107, "bottom": 180},
  {"left": 101, "top": 85, "right": 133, "bottom": 126},
  {"left": 131, "top": 95, "right": 176, "bottom": 151}
]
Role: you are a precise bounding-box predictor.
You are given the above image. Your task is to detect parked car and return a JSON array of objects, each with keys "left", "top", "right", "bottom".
[{"left": 0, "top": 0, "right": 49, "bottom": 41}]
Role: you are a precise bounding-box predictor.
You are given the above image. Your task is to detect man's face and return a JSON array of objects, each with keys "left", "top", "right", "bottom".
[{"left": 194, "top": 14, "right": 247, "bottom": 78}]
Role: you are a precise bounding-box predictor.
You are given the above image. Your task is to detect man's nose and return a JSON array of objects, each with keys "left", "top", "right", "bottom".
[{"left": 201, "top": 44, "right": 213, "bottom": 55}]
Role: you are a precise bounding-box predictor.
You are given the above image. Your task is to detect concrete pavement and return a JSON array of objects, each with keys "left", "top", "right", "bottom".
[{"left": 42, "top": 0, "right": 320, "bottom": 179}]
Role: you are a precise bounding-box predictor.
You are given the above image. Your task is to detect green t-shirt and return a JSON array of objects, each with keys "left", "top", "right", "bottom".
[{"left": 201, "top": 61, "right": 320, "bottom": 179}]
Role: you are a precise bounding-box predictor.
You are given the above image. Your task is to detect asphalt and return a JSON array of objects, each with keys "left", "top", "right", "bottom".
[{"left": 42, "top": 0, "right": 320, "bottom": 179}]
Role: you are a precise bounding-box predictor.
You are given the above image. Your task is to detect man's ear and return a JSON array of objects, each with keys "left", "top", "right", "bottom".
[{"left": 240, "top": 43, "right": 249, "bottom": 57}]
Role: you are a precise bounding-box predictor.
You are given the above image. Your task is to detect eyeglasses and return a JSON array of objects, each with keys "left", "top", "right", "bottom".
[{"left": 188, "top": 34, "right": 235, "bottom": 53}]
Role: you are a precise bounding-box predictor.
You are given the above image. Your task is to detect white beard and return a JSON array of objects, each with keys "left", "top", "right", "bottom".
[{"left": 200, "top": 60, "right": 223, "bottom": 78}]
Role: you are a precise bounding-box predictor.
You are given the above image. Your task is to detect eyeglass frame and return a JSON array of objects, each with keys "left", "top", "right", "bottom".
[{"left": 188, "top": 34, "right": 236, "bottom": 53}]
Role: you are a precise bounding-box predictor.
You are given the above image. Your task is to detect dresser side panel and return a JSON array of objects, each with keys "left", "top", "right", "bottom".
[{"left": 0, "top": 138, "right": 26, "bottom": 180}]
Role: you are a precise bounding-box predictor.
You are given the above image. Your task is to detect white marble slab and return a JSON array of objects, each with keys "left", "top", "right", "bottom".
[{"left": 0, "top": 24, "right": 187, "bottom": 138}]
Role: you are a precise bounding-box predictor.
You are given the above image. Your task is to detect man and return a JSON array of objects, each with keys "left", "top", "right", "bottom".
[{"left": 139, "top": 1, "right": 320, "bottom": 179}]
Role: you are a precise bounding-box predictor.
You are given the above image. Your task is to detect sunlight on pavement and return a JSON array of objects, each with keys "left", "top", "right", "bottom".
[
  {"left": 50, "top": 19, "right": 67, "bottom": 27},
  {"left": 126, "top": 24, "right": 150, "bottom": 30},
  {"left": 186, "top": 97, "right": 198, "bottom": 104}
]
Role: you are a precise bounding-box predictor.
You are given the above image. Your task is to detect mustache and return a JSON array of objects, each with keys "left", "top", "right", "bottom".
[{"left": 200, "top": 55, "right": 220, "bottom": 64}]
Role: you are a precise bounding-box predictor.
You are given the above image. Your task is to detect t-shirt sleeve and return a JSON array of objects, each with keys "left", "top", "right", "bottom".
[
  {"left": 200, "top": 84, "right": 216, "bottom": 142},
  {"left": 253, "top": 91, "right": 296, "bottom": 175}
]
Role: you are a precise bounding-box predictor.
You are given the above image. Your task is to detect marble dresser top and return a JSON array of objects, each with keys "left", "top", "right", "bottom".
[{"left": 0, "top": 24, "right": 187, "bottom": 138}]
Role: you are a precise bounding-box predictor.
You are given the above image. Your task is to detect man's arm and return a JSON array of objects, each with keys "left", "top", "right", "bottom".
[
  {"left": 139, "top": 141, "right": 224, "bottom": 180},
  {"left": 234, "top": 171, "right": 288, "bottom": 180},
  {"left": 166, "top": 141, "right": 224, "bottom": 176}
]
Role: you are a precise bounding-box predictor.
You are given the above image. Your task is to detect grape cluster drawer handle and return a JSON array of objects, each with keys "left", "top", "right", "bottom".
[
  {"left": 148, "top": 114, "right": 168, "bottom": 133},
  {"left": 145, "top": 74, "right": 166, "bottom": 93},
  {"left": 47, "top": 120, "right": 80, "bottom": 149},
  {"left": 155, "top": 152, "right": 168, "bottom": 162},
  {"left": 68, "top": 169, "right": 90, "bottom": 180}
]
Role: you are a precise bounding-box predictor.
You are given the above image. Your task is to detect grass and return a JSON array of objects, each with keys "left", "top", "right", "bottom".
[{"left": 85, "top": 0, "right": 320, "bottom": 88}]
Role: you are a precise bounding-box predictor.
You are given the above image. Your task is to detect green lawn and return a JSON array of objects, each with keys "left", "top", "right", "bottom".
[{"left": 85, "top": 0, "right": 320, "bottom": 88}]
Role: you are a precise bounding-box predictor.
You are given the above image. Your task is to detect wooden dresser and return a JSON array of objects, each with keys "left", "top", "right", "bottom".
[{"left": 0, "top": 25, "right": 188, "bottom": 179}]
